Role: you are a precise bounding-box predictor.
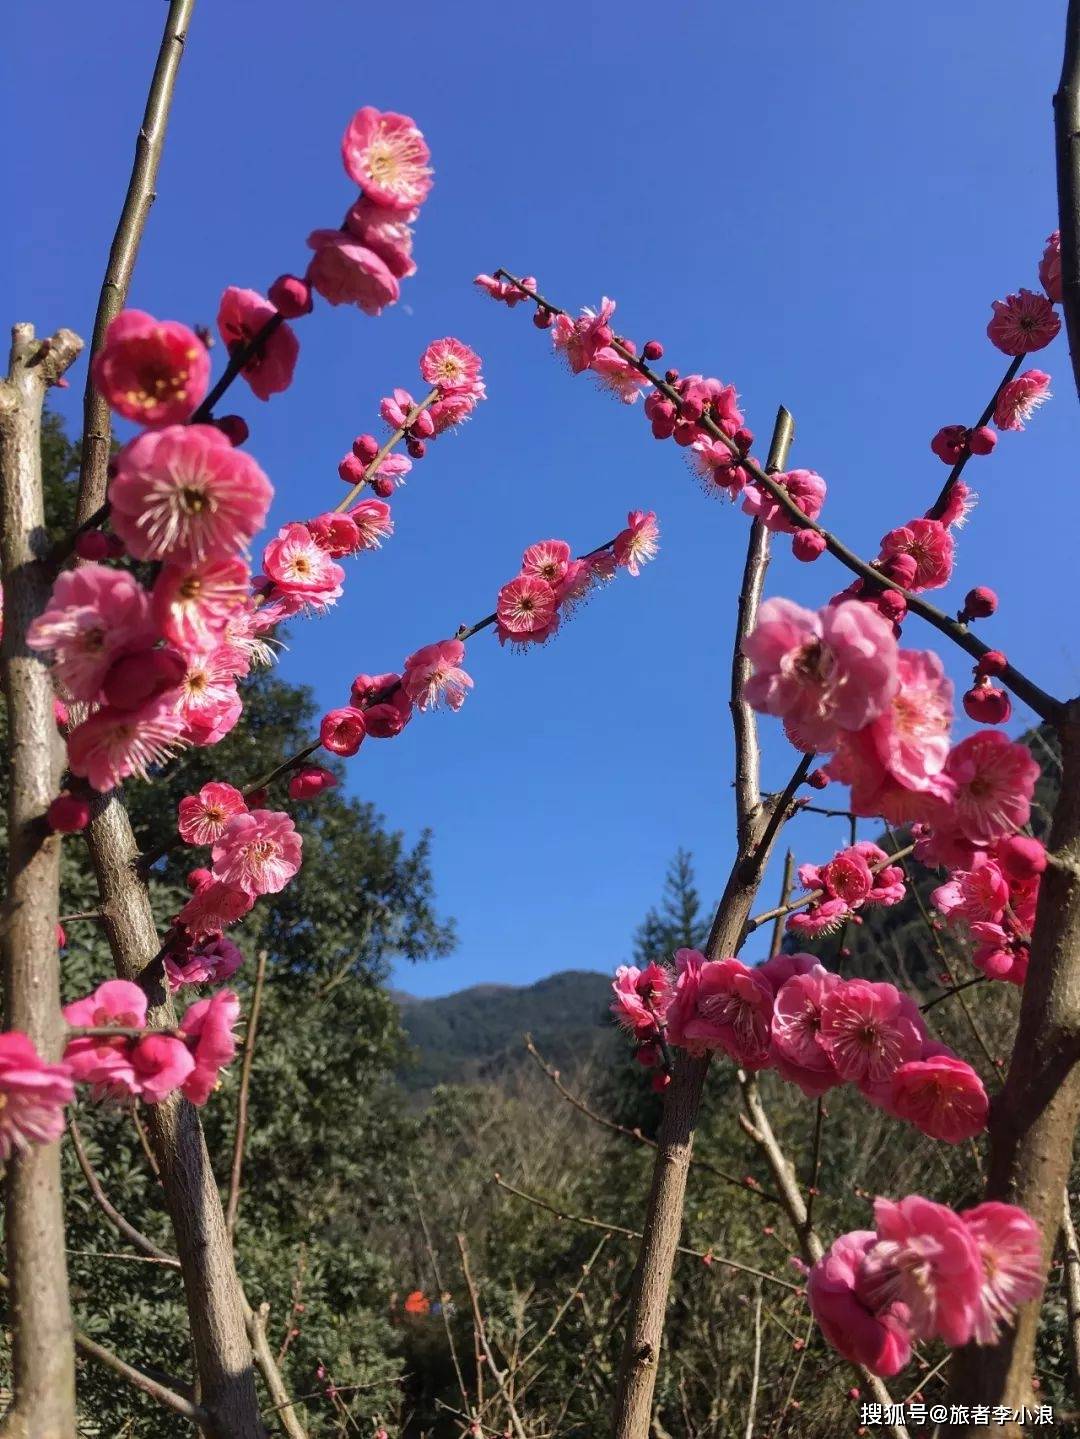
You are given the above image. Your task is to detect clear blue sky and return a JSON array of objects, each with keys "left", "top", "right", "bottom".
[{"left": 8, "top": 2, "right": 1078, "bottom": 997}]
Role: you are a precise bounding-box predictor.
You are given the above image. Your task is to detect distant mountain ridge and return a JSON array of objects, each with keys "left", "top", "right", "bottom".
[{"left": 394, "top": 969, "right": 614, "bottom": 1092}]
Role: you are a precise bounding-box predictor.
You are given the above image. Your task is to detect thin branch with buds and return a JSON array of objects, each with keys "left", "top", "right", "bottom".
[{"left": 226, "top": 948, "right": 268, "bottom": 1240}]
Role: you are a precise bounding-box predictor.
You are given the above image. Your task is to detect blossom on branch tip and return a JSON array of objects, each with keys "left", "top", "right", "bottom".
[
  {"left": 0, "top": 1032, "right": 74, "bottom": 1157},
  {"left": 878, "top": 518, "right": 954, "bottom": 592},
  {"left": 110, "top": 425, "right": 273, "bottom": 563},
  {"left": 986, "top": 288, "right": 1060, "bottom": 355},
  {"left": 419, "top": 337, "right": 484, "bottom": 398},
  {"left": 610, "top": 963, "right": 672, "bottom": 1038},
  {"left": 341, "top": 107, "right": 432, "bottom": 213},
  {"left": 91, "top": 310, "right": 210, "bottom": 427},
  {"left": 217, "top": 286, "right": 299, "bottom": 400},
  {"left": 474, "top": 273, "right": 538, "bottom": 307},
  {"left": 613, "top": 510, "right": 659, "bottom": 576}
]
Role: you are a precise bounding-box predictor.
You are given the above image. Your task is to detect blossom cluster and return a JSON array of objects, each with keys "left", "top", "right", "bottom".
[
  {"left": 930, "top": 833, "right": 1045, "bottom": 986},
  {"left": 612, "top": 951, "right": 988, "bottom": 1142},
  {"left": 784, "top": 840, "right": 905, "bottom": 939},
  {"left": 495, "top": 513, "right": 658, "bottom": 649},
  {"left": 808, "top": 1194, "right": 1041, "bottom": 1376}
]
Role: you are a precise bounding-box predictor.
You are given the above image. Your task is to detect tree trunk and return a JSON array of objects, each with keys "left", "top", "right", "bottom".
[
  {"left": 83, "top": 794, "right": 266, "bottom": 1438},
  {"left": 0, "top": 323, "right": 83, "bottom": 1438},
  {"left": 946, "top": 704, "right": 1080, "bottom": 1437}
]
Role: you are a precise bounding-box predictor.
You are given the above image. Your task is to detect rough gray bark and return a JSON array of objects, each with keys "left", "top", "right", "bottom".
[{"left": 0, "top": 322, "right": 83, "bottom": 1438}]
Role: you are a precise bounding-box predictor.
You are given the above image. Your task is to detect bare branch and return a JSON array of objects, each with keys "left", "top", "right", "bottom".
[
  {"left": 76, "top": 0, "right": 197, "bottom": 525},
  {"left": 226, "top": 948, "right": 268, "bottom": 1240},
  {"left": 68, "top": 1117, "right": 179, "bottom": 1266},
  {"left": 457, "top": 1233, "right": 529, "bottom": 1439}
]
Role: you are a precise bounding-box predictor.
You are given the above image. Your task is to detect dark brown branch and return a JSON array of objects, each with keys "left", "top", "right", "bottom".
[
  {"left": 493, "top": 270, "right": 1062, "bottom": 724},
  {"left": 457, "top": 1233, "right": 529, "bottom": 1439},
  {"left": 0, "top": 321, "right": 83, "bottom": 1433},
  {"left": 76, "top": 0, "right": 197, "bottom": 526},
  {"left": 226, "top": 948, "right": 268, "bottom": 1240}
]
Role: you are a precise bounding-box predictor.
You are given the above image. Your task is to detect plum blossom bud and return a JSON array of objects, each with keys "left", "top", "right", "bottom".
[
  {"left": 807, "top": 768, "right": 830, "bottom": 790},
  {"left": 371, "top": 475, "right": 394, "bottom": 498},
  {"left": 876, "top": 589, "right": 907, "bottom": 622},
  {"left": 643, "top": 339, "right": 664, "bottom": 360},
  {"left": 47, "top": 792, "right": 91, "bottom": 833},
  {"left": 75, "top": 530, "right": 111, "bottom": 561},
  {"left": 964, "top": 680, "right": 1012, "bottom": 725},
  {"left": 406, "top": 437, "right": 426, "bottom": 459},
  {"left": 288, "top": 766, "right": 339, "bottom": 800},
  {"left": 103, "top": 647, "right": 187, "bottom": 711},
  {"left": 792, "top": 528, "right": 826, "bottom": 562},
  {"left": 878, "top": 552, "right": 918, "bottom": 588},
  {"left": 352, "top": 434, "right": 379, "bottom": 462},
  {"left": 187, "top": 867, "right": 213, "bottom": 891},
  {"left": 339, "top": 453, "right": 367, "bottom": 485},
  {"left": 215, "top": 414, "right": 249, "bottom": 447},
  {"left": 968, "top": 425, "right": 997, "bottom": 455},
  {"left": 533, "top": 307, "right": 554, "bottom": 329},
  {"left": 998, "top": 835, "right": 1047, "bottom": 882},
  {"left": 246, "top": 788, "right": 268, "bottom": 807},
  {"left": 320, "top": 706, "right": 367, "bottom": 757},
  {"left": 976, "top": 649, "right": 1008, "bottom": 678},
  {"left": 268, "top": 274, "right": 313, "bottom": 319},
  {"left": 411, "top": 409, "right": 435, "bottom": 439},
  {"left": 930, "top": 425, "right": 968, "bottom": 465},
  {"left": 960, "top": 585, "right": 998, "bottom": 622}
]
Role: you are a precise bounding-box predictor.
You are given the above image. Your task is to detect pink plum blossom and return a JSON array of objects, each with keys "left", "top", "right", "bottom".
[
  {"left": 770, "top": 968, "right": 843, "bottom": 1095},
  {"left": 321, "top": 707, "right": 367, "bottom": 756},
  {"left": 987, "top": 288, "right": 1060, "bottom": 354},
  {"left": 932, "top": 854, "right": 1010, "bottom": 925},
  {"left": 91, "top": 310, "right": 210, "bottom": 426},
  {"left": 474, "top": 274, "right": 537, "bottom": 307},
  {"left": 211, "top": 810, "right": 302, "bottom": 897},
  {"left": 818, "top": 979, "right": 926, "bottom": 1086},
  {"left": 521, "top": 540, "right": 571, "bottom": 586},
  {"left": 943, "top": 731, "right": 1040, "bottom": 847},
  {"left": 217, "top": 286, "right": 299, "bottom": 400},
  {"left": 961, "top": 1202, "right": 1043, "bottom": 1343},
  {"left": 27, "top": 563, "right": 156, "bottom": 701},
  {"left": 110, "top": 425, "right": 273, "bottom": 563},
  {"left": 153, "top": 555, "right": 251, "bottom": 652},
  {"left": 878, "top": 518, "right": 954, "bottom": 592},
  {"left": 0, "top": 1032, "right": 74, "bottom": 1158},
  {"left": 341, "top": 107, "right": 432, "bottom": 212},
  {"left": 178, "top": 782, "right": 248, "bottom": 847},
  {"left": 67, "top": 699, "right": 187, "bottom": 792},
  {"left": 742, "top": 598, "right": 899, "bottom": 753},
  {"left": 419, "top": 337, "right": 484, "bottom": 399},
  {"left": 858, "top": 1195, "right": 983, "bottom": 1347},
  {"left": 667, "top": 954, "right": 774, "bottom": 1068},
  {"left": 129, "top": 1034, "right": 196, "bottom": 1104},
  {"left": 969, "top": 922, "right": 1029, "bottom": 986},
  {"left": 497, "top": 575, "right": 559, "bottom": 641},
  {"left": 63, "top": 980, "right": 147, "bottom": 1099},
  {"left": 807, "top": 1230, "right": 913, "bottom": 1377},
  {"left": 555, "top": 297, "right": 616, "bottom": 374},
  {"left": 262, "top": 523, "right": 346, "bottom": 608},
  {"left": 1039, "top": 231, "right": 1062, "bottom": 303},
  {"left": 308, "top": 513, "right": 361, "bottom": 558},
  {"left": 741, "top": 469, "right": 826, "bottom": 534},
  {"left": 613, "top": 511, "right": 659, "bottom": 576},
  {"left": 181, "top": 989, "right": 241, "bottom": 1105},
  {"left": 343, "top": 197, "right": 417, "bottom": 278},
  {"left": 348, "top": 500, "right": 394, "bottom": 550},
  {"left": 402, "top": 640, "right": 473, "bottom": 712},
  {"left": 610, "top": 963, "right": 672, "bottom": 1038},
  {"left": 889, "top": 1053, "right": 989, "bottom": 1143},
  {"left": 288, "top": 765, "right": 339, "bottom": 800},
  {"left": 306, "top": 230, "right": 399, "bottom": 315},
  {"left": 165, "top": 936, "right": 244, "bottom": 989},
  {"left": 172, "top": 648, "right": 243, "bottom": 747},
  {"left": 993, "top": 369, "right": 1052, "bottom": 431},
  {"left": 177, "top": 880, "right": 254, "bottom": 941}
]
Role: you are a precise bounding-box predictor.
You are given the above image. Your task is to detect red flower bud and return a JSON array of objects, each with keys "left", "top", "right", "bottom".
[
  {"left": 103, "top": 647, "right": 187, "bottom": 711},
  {"left": 635, "top": 1043, "right": 659, "bottom": 1068},
  {"left": 792, "top": 528, "right": 826, "bottom": 562},
  {"left": 533, "top": 307, "right": 554, "bottom": 329},
  {"left": 47, "top": 792, "right": 91, "bottom": 833},
  {"left": 288, "top": 766, "right": 338, "bottom": 801},
  {"left": 975, "top": 649, "right": 1008, "bottom": 678},
  {"left": 876, "top": 589, "right": 907, "bottom": 622},
  {"left": 338, "top": 453, "right": 367, "bottom": 485},
  {"left": 215, "top": 414, "right": 249, "bottom": 447},
  {"left": 643, "top": 339, "right": 664, "bottom": 361},
  {"left": 930, "top": 425, "right": 968, "bottom": 465},
  {"left": 246, "top": 788, "right": 268, "bottom": 808},
  {"left": 268, "top": 274, "right": 313, "bottom": 319},
  {"left": 74, "top": 530, "right": 110, "bottom": 561},
  {"left": 406, "top": 437, "right": 426, "bottom": 459},
  {"left": 807, "top": 768, "right": 830, "bottom": 790},
  {"left": 370, "top": 475, "right": 394, "bottom": 498},
  {"left": 352, "top": 434, "right": 379, "bottom": 462},
  {"left": 963, "top": 680, "right": 1012, "bottom": 725},
  {"left": 997, "top": 835, "right": 1047, "bottom": 882},
  {"left": 968, "top": 425, "right": 997, "bottom": 455},
  {"left": 187, "top": 867, "right": 213, "bottom": 891},
  {"left": 960, "top": 585, "right": 998, "bottom": 622}
]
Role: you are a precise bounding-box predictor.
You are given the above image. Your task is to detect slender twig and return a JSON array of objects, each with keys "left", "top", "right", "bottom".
[
  {"left": 522, "top": 1035, "right": 781, "bottom": 1204},
  {"left": 924, "top": 355, "right": 1023, "bottom": 521},
  {"left": 517, "top": 1236, "right": 608, "bottom": 1375},
  {"left": 769, "top": 850, "right": 796, "bottom": 959},
  {"left": 226, "top": 948, "right": 268, "bottom": 1240},
  {"left": 68, "top": 1117, "right": 178, "bottom": 1265},
  {"left": 131, "top": 1105, "right": 162, "bottom": 1181},
  {"left": 332, "top": 389, "right": 439, "bottom": 512},
  {"left": 744, "top": 1278, "right": 763, "bottom": 1439},
  {"left": 492, "top": 1173, "right": 799, "bottom": 1292},
  {"left": 456, "top": 1233, "right": 529, "bottom": 1439},
  {"left": 766, "top": 1316, "right": 815, "bottom": 1439},
  {"left": 803, "top": 1098, "right": 825, "bottom": 1236},
  {"left": 66, "top": 1249, "right": 179, "bottom": 1266},
  {"left": 919, "top": 975, "right": 988, "bottom": 1012},
  {"left": 59, "top": 910, "right": 106, "bottom": 924},
  {"left": 492, "top": 270, "right": 1063, "bottom": 723},
  {"left": 75, "top": 0, "right": 197, "bottom": 531}
]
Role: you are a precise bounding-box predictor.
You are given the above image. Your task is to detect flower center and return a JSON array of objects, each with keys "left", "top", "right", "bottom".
[{"left": 178, "top": 487, "right": 207, "bottom": 515}]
